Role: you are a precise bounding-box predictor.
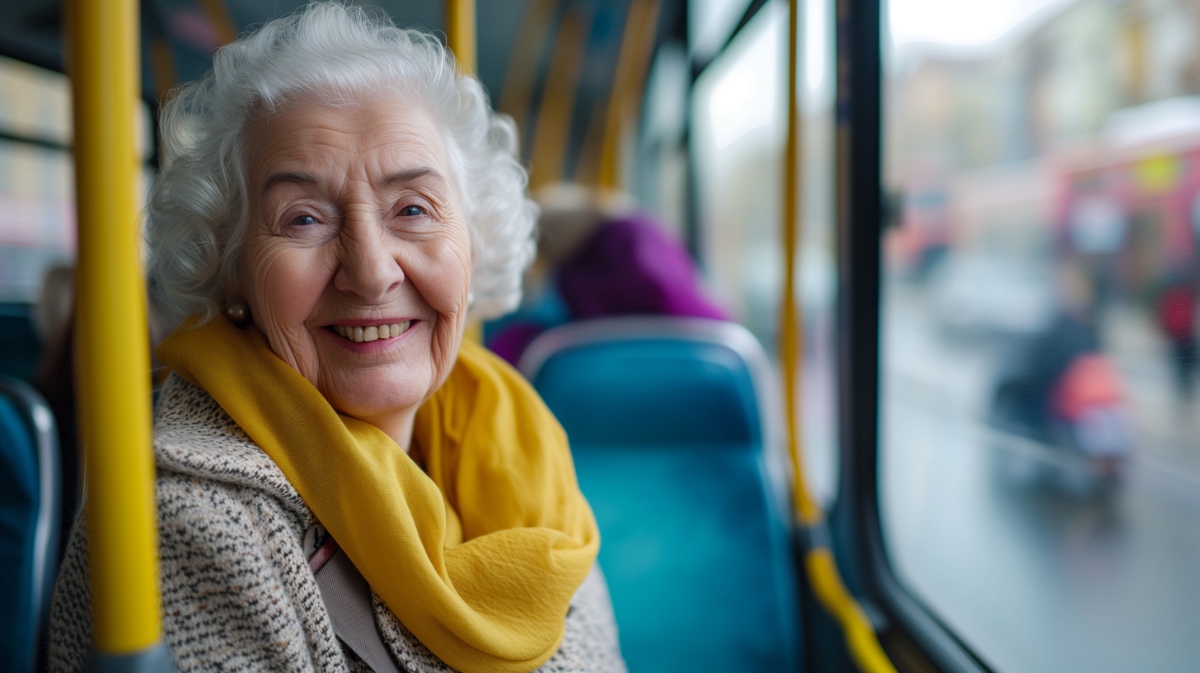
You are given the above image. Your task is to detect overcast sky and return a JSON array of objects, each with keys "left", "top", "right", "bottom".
[{"left": 888, "top": 0, "right": 1079, "bottom": 49}]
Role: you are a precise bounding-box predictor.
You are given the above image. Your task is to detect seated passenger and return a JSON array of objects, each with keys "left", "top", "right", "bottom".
[
  {"left": 488, "top": 185, "right": 728, "bottom": 366},
  {"left": 48, "top": 5, "right": 623, "bottom": 672}
]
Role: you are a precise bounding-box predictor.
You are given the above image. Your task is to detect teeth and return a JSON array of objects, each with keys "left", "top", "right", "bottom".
[{"left": 333, "top": 321, "right": 410, "bottom": 343}]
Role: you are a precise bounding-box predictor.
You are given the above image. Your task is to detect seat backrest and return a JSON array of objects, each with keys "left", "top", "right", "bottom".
[
  {"left": 0, "top": 303, "right": 42, "bottom": 381},
  {"left": 0, "top": 375, "right": 60, "bottom": 673},
  {"left": 520, "top": 317, "right": 801, "bottom": 673}
]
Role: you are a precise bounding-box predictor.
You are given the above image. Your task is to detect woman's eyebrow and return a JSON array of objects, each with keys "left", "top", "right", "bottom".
[
  {"left": 259, "top": 168, "right": 445, "bottom": 195},
  {"left": 384, "top": 167, "right": 443, "bottom": 186},
  {"left": 261, "top": 171, "right": 317, "bottom": 195}
]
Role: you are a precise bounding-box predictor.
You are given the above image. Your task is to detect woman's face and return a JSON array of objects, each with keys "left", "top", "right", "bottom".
[{"left": 236, "top": 93, "right": 471, "bottom": 444}]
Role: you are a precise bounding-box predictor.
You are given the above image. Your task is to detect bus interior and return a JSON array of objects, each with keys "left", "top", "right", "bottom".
[{"left": 1, "top": 1, "right": 1199, "bottom": 672}]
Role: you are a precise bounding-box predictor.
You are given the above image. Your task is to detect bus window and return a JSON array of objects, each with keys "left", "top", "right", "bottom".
[
  {"left": 0, "top": 55, "right": 154, "bottom": 306},
  {"left": 0, "top": 140, "right": 74, "bottom": 304},
  {"left": 0, "top": 56, "right": 74, "bottom": 304},
  {"left": 692, "top": 0, "right": 838, "bottom": 504},
  {"left": 881, "top": 1, "right": 1200, "bottom": 671}
]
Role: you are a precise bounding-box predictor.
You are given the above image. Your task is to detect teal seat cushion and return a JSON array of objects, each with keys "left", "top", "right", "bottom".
[
  {"left": 575, "top": 445, "right": 799, "bottom": 673},
  {"left": 526, "top": 319, "right": 801, "bottom": 673}
]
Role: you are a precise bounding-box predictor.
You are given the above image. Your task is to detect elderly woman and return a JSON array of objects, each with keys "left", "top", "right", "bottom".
[{"left": 48, "top": 5, "right": 624, "bottom": 673}]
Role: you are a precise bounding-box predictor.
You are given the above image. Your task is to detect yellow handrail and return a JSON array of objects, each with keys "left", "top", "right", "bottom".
[
  {"left": 781, "top": 0, "right": 821, "bottom": 528},
  {"left": 528, "top": 9, "right": 589, "bottom": 189},
  {"left": 148, "top": 37, "right": 178, "bottom": 106},
  {"left": 597, "top": 0, "right": 661, "bottom": 190},
  {"left": 446, "top": 0, "right": 478, "bottom": 76},
  {"left": 498, "top": 0, "right": 557, "bottom": 140},
  {"left": 67, "top": 0, "right": 163, "bottom": 655},
  {"left": 197, "top": 0, "right": 238, "bottom": 45},
  {"left": 780, "top": 1, "right": 897, "bottom": 671},
  {"left": 446, "top": 0, "right": 482, "bottom": 345}
]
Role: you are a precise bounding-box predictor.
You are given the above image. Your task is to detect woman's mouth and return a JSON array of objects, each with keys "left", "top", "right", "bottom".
[{"left": 331, "top": 321, "right": 413, "bottom": 343}]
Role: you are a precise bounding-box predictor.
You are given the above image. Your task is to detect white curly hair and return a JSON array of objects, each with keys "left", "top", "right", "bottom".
[{"left": 146, "top": 2, "right": 536, "bottom": 324}]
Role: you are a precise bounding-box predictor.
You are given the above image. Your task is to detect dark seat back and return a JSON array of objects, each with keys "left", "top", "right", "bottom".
[
  {"left": 521, "top": 317, "right": 801, "bottom": 673},
  {"left": 0, "top": 375, "right": 60, "bottom": 673},
  {"left": 0, "top": 303, "right": 42, "bottom": 381}
]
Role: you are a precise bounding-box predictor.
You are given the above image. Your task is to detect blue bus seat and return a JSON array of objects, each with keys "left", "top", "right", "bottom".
[
  {"left": 520, "top": 317, "right": 801, "bottom": 673},
  {"left": 0, "top": 375, "right": 61, "bottom": 673},
  {"left": 0, "top": 303, "right": 43, "bottom": 381}
]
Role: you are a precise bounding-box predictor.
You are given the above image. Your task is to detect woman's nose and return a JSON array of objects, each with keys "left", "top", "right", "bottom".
[{"left": 333, "top": 216, "right": 405, "bottom": 302}]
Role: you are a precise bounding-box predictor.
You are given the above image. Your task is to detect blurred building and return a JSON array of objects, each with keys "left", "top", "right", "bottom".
[
  {"left": 0, "top": 55, "right": 76, "bottom": 302},
  {"left": 887, "top": 0, "right": 1200, "bottom": 299}
]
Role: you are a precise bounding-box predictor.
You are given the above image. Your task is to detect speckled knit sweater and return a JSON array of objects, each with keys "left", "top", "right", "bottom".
[{"left": 47, "top": 374, "right": 627, "bottom": 673}]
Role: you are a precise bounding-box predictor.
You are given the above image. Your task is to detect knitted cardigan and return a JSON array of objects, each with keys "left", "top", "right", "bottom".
[{"left": 48, "top": 374, "right": 627, "bottom": 673}]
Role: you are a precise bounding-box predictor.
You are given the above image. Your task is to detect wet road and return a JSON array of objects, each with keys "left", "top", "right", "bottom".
[{"left": 880, "top": 282, "right": 1200, "bottom": 673}]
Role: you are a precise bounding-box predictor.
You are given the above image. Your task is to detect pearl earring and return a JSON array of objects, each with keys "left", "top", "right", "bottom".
[{"left": 225, "top": 299, "right": 250, "bottom": 327}]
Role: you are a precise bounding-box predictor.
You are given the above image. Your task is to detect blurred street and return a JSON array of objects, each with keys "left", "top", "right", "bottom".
[{"left": 881, "top": 280, "right": 1200, "bottom": 673}]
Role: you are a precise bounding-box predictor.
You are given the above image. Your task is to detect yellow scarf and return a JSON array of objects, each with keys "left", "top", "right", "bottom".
[{"left": 157, "top": 317, "right": 599, "bottom": 673}]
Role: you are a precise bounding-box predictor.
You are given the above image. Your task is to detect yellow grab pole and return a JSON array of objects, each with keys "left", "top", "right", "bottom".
[
  {"left": 498, "top": 0, "right": 558, "bottom": 139},
  {"left": 446, "top": 0, "right": 481, "bottom": 342},
  {"left": 68, "top": 0, "right": 165, "bottom": 659},
  {"left": 597, "top": 0, "right": 660, "bottom": 190},
  {"left": 782, "top": 0, "right": 819, "bottom": 527},
  {"left": 197, "top": 0, "right": 239, "bottom": 45},
  {"left": 528, "top": 10, "right": 589, "bottom": 189},
  {"left": 148, "top": 37, "right": 178, "bottom": 104},
  {"left": 446, "top": 0, "right": 478, "bottom": 76},
  {"left": 780, "top": 1, "right": 896, "bottom": 672},
  {"left": 196, "top": 0, "right": 238, "bottom": 44}
]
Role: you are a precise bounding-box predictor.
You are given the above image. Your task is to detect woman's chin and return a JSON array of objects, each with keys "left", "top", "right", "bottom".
[{"left": 332, "top": 371, "right": 429, "bottom": 413}]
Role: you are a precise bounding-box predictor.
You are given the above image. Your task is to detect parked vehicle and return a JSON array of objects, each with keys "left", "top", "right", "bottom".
[{"left": 929, "top": 253, "right": 1056, "bottom": 341}]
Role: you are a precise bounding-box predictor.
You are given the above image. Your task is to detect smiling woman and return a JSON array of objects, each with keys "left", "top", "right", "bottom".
[
  {"left": 46, "top": 4, "right": 624, "bottom": 673},
  {"left": 238, "top": 94, "right": 472, "bottom": 446}
]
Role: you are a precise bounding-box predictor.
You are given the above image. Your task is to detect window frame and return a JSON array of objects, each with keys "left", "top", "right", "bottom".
[{"left": 831, "top": 1, "right": 994, "bottom": 672}]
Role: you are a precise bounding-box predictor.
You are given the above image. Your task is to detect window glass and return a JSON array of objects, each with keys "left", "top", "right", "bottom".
[
  {"left": 693, "top": 0, "right": 838, "bottom": 502},
  {"left": 635, "top": 44, "right": 690, "bottom": 236},
  {"left": 881, "top": 1, "right": 1200, "bottom": 671},
  {"left": 0, "top": 57, "right": 154, "bottom": 303},
  {"left": 689, "top": 0, "right": 752, "bottom": 62},
  {"left": 0, "top": 140, "right": 74, "bottom": 303},
  {"left": 798, "top": 0, "right": 837, "bottom": 500},
  {"left": 0, "top": 55, "right": 72, "bottom": 146}
]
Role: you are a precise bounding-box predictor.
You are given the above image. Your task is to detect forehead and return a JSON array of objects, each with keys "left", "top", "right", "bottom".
[{"left": 244, "top": 92, "right": 451, "bottom": 180}]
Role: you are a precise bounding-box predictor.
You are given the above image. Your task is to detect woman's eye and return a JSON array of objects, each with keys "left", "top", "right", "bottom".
[
  {"left": 291, "top": 214, "right": 318, "bottom": 226},
  {"left": 399, "top": 205, "right": 426, "bottom": 217}
]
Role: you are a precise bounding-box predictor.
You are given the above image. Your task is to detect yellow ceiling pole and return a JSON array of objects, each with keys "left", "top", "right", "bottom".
[
  {"left": 597, "top": 0, "right": 660, "bottom": 191},
  {"left": 781, "top": 0, "right": 818, "bottom": 529},
  {"left": 446, "top": 0, "right": 484, "bottom": 343},
  {"left": 197, "top": 0, "right": 239, "bottom": 45},
  {"left": 498, "top": 0, "right": 557, "bottom": 137},
  {"left": 574, "top": 93, "right": 608, "bottom": 186},
  {"left": 780, "top": 1, "right": 896, "bottom": 671},
  {"left": 528, "top": 10, "right": 590, "bottom": 189},
  {"left": 446, "top": 0, "right": 478, "bottom": 75},
  {"left": 148, "top": 37, "right": 178, "bottom": 104},
  {"left": 66, "top": 0, "right": 171, "bottom": 668}
]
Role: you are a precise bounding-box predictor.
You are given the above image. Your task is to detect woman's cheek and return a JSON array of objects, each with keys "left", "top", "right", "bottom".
[
  {"left": 419, "top": 238, "right": 472, "bottom": 316},
  {"left": 246, "top": 244, "right": 325, "bottom": 381}
]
